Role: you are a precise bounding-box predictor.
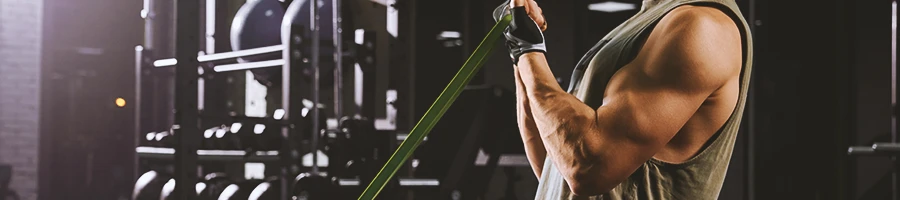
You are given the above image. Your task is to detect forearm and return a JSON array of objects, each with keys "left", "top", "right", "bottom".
[
  {"left": 516, "top": 52, "right": 608, "bottom": 190},
  {"left": 514, "top": 66, "right": 546, "bottom": 178}
]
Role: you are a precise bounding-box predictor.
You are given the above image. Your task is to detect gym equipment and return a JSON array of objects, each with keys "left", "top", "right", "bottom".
[
  {"left": 283, "top": 0, "right": 334, "bottom": 48},
  {"left": 262, "top": 0, "right": 337, "bottom": 88},
  {"left": 323, "top": 129, "right": 350, "bottom": 177},
  {"left": 221, "top": 125, "right": 245, "bottom": 150},
  {"left": 357, "top": 12, "right": 514, "bottom": 200},
  {"left": 201, "top": 127, "right": 226, "bottom": 150},
  {"left": 159, "top": 178, "right": 204, "bottom": 200},
  {"left": 157, "top": 131, "right": 177, "bottom": 147},
  {"left": 337, "top": 116, "right": 392, "bottom": 187},
  {"left": 238, "top": 123, "right": 283, "bottom": 152},
  {"left": 198, "top": 172, "right": 235, "bottom": 200},
  {"left": 248, "top": 177, "right": 282, "bottom": 200},
  {"left": 198, "top": 125, "right": 244, "bottom": 150},
  {"left": 143, "top": 132, "right": 159, "bottom": 147},
  {"left": 217, "top": 179, "right": 264, "bottom": 200},
  {"left": 231, "top": 0, "right": 286, "bottom": 87},
  {"left": 132, "top": 170, "right": 171, "bottom": 200},
  {"left": 291, "top": 173, "right": 339, "bottom": 199},
  {"left": 341, "top": 116, "right": 378, "bottom": 162},
  {"left": 345, "top": 157, "right": 379, "bottom": 186}
]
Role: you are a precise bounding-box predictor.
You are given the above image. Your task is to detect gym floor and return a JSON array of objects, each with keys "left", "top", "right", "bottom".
[{"left": 0, "top": 0, "right": 894, "bottom": 199}]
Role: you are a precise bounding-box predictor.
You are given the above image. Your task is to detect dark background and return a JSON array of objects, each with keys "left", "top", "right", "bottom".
[{"left": 2, "top": 0, "right": 892, "bottom": 199}]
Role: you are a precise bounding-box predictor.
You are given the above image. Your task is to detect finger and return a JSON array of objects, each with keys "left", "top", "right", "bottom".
[
  {"left": 529, "top": 1, "right": 547, "bottom": 31},
  {"left": 531, "top": 0, "right": 542, "bottom": 15},
  {"left": 524, "top": 0, "right": 534, "bottom": 14},
  {"left": 511, "top": 0, "right": 528, "bottom": 7}
]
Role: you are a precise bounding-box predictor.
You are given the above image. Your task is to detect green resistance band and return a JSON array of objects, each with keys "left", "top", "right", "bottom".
[{"left": 358, "top": 14, "right": 512, "bottom": 200}]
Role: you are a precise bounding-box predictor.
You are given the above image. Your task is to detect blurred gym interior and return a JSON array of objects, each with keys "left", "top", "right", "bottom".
[{"left": 0, "top": 0, "right": 895, "bottom": 199}]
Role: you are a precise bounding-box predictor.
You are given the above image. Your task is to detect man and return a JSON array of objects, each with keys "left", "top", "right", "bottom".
[{"left": 494, "top": 0, "right": 752, "bottom": 199}]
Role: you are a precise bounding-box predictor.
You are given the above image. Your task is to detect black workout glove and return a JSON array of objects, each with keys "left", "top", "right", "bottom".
[{"left": 493, "top": 1, "right": 547, "bottom": 64}]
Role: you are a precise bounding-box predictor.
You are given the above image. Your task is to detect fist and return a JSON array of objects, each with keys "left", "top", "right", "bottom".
[{"left": 511, "top": 0, "right": 547, "bottom": 31}]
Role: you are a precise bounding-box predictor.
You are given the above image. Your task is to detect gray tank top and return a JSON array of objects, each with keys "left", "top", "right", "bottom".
[{"left": 535, "top": 0, "right": 753, "bottom": 199}]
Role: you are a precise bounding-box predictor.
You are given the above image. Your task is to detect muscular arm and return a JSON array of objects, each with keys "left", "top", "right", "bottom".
[
  {"left": 516, "top": 7, "right": 742, "bottom": 195},
  {"left": 514, "top": 66, "right": 546, "bottom": 178}
]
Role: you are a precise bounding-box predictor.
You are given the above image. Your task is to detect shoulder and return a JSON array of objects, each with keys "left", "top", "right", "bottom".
[
  {"left": 659, "top": 5, "right": 740, "bottom": 37},
  {"left": 652, "top": 5, "right": 742, "bottom": 56},
  {"left": 632, "top": 5, "right": 743, "bottom": 90}
]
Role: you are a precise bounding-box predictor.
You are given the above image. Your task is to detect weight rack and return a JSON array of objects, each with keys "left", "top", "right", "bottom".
[
  {"left": 133, "top": 0, "right": 334, "bottom": 199},
  {"left": 132, "top": 0, "right": 536, "bottom": 199}
]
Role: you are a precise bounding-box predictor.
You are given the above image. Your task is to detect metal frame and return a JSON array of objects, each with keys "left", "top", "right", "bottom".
[
  {"left": 134, "top": 0, "right": 326, "bottom": 199},
  {"left": 894, "top": 1, "right": 898, "bottom": 199},
  {"left": 847, "top": 2, "right": 899, "bottom": 200},
  {"left": 171, "top": 0, "right": 201, "bottom": 199}
]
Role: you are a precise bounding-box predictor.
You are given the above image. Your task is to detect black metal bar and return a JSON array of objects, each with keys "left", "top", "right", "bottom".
[
  {"left": 282, "top": 22, "right": 294, "bottom": 200},
  {"left": 875, "top": 143, "right": 900, "bottom": 152},
  {"left": 848, "top": 146, "right": 877, "bottom": 155},
  {"left": 143, "top": 0, "right": 155, "bottom": 50},
  {"left": 173, "top": 0, "right": 200, "bottom": 199},
  {"left": 134, "top": 45, "right": 145, "bottom": 190},
  {"left": 361, "top": 31, "right": 377, "bottom": 120},
  {"left": 204, "top": 0, "right": 214, "bottom": 53},
  {"left": 334, "top": 0, "right": 344, "bottom": 118},
  {"left": 153, "top": 45, "right": 284, "bottom": 67},
  {"left": 136, "top": 147, "right": 280, "bottom": 162},
  {"left": 337, "top": 178, "right": 440, "bottom": 187},
  {"left": 310, "top": 0, "right": 321, "bottom": 175},
  {"left": 282, "top": 6, "right": 304, "bottom": 200},
  {"left": 893, "top": 1, "right": 898, "bottom": 200},
  {"left": 213, "top": 59, "right": 285, "bottom": 72}
]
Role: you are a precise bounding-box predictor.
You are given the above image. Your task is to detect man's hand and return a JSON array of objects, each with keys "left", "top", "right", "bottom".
[
  {"left": 493, "top": 0, "right": 548, "bottom": 63},
  {"left": 511, "top": 0, "right": 547, "bottom": 31}
]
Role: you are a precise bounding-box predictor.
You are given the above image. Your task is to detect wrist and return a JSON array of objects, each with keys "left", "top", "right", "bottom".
[{"left": 514, "top": 51, "right": 546, "bottom": 65}]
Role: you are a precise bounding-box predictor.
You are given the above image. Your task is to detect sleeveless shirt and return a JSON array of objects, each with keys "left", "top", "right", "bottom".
[{"left": 534, "top": 0, "right": 754, "bottom": 199}]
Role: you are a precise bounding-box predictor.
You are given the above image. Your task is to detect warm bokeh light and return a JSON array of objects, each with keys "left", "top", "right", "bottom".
[{"left": 115, "top": 97, "right": 126, "bottom": 107}]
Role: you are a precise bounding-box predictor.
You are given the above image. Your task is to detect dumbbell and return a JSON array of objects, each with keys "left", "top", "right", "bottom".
[
  {"left": 143, "top": 132, "right": 159, "bottom": 147},
  {"left": 200, "top": 125, "right": 242, "bottom": 150},
  {"left": 217, "top": 179, "right": 264, "bottom": 200},
  {"left": 339, "top": 116, "right": 377, "bottom": 159},
  {"left": 156, "top": 131, "right": 177, "bottom": 148},
  {"left": 201, "top": 127, "right": 222, "bottom": 150},
  {"left": 198, "top": 172, "right": 235, "bottom": 200},
  {"left": 143, "top": 131, "right": 177, "bottom": 148},
  {"left": 292, "top": 173, "right": 339, "bottom": 200},
  {"left": 236, "top": 123, "right": 275, "bottom": 151},
  {"left": 248, "top": 177, "right": 281, "bottom": 200},
  {"left": 221, "top": 123, "right": 245, "bottom": 150},
  {"left": 132, "top": 170, "right": 170, "bottom": 200},
  {"left": 159, "top": 178, "right": 203, "bottom": 200},
  {"left": 231, "top": 0, "right": 285, "bottom": 87}
]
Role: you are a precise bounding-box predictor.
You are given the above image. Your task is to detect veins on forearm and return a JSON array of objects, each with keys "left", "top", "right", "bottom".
[{"left": 515, "top": 53, "right": 601, "bottom": 172}]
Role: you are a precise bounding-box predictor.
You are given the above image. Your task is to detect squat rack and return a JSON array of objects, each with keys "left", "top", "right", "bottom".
[{"left": 133, "top": 0, "right": 336, "bottom": 199}]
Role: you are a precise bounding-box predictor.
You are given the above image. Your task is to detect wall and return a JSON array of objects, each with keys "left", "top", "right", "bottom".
[
  {"left": 0, "top": 0, "right": 43, "bottom": 200},
  {"left": 38, "top": 0, "right": 141, "bottom": 199}
]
